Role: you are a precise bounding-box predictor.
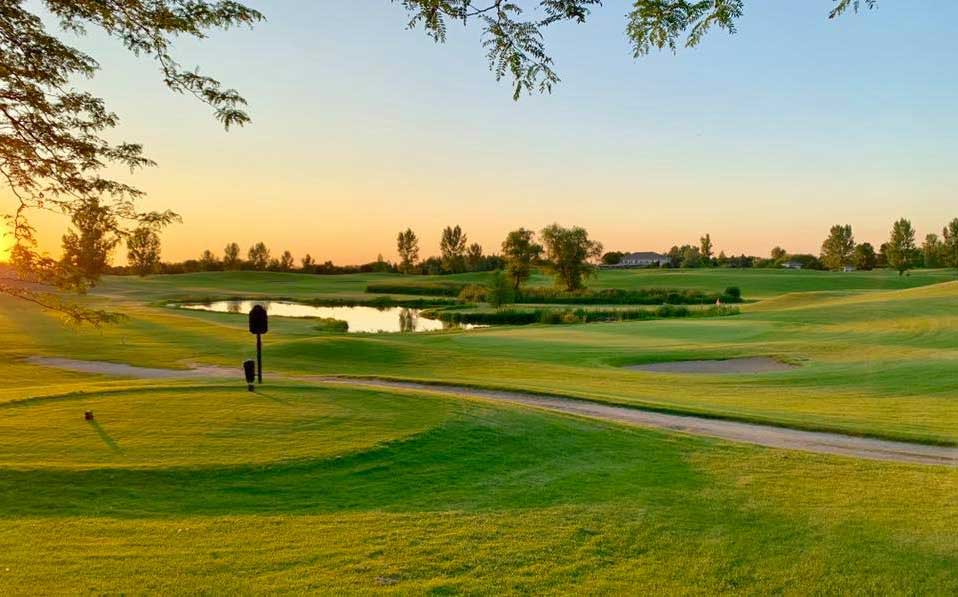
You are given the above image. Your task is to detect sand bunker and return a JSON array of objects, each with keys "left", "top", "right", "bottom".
[
  {"left": 24, "top": 357, "right": 233, "bottom": 379},
  {"left": 626, "top": 356, "right": 795, "bottom": 374}
]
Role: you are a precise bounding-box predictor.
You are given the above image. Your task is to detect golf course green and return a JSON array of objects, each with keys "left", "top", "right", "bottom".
[{"left": 2, "top": 268, "right": 956, "bottom": 593}]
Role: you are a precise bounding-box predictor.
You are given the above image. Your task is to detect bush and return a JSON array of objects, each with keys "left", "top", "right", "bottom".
[
  {"left": 369, "top": 283, "right": 745, "bottom": 305},
  {"left": 458, "top": 284, "right": 487, "bottom": 303},
  {"left": 426, "top": 305, "right": 738, "bottom": 326},
  {"left": 313, "top": 317, "right": 349, "bottom": 333}
]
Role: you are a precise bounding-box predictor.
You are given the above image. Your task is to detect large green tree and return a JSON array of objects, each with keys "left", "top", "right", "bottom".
[
  {"left": 820, "top": 224, "right": 855, "bottom": 270},
  {"left": 540, "top": 224, "right": 602, "bottom": 291},
  {"left": 501, "top": 228, "right": 542, "bottom": 290},
  {"left": 942, "top": 219, "right": 958, "bottom": 272},
  {"left": 853, "top": 242, "right": 877, "bottom": 271},
  {"left": 921, "top": 234, "right": 943, "bottom": 268},
  {"left": 886, "top": 218, "right": 917, "bottom": 276}
]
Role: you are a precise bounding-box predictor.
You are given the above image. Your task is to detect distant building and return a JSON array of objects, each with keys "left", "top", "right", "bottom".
[
  {"left": 842, "top": 265, "right": 856, "bottom": 273},
  {"left": 782, "top": 260, "right": 804, "bottom": 270},
  {"left": 615, "top": 252, "right": 670, "bottom": 268}
]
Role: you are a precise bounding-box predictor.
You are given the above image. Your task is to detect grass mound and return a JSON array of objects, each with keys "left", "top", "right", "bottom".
[{"left": 0, "top": 386, "right": 453, "bottom": 468}]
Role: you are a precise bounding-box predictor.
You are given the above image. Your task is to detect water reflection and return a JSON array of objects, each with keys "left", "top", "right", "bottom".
[{"left": 173, "top": 300, "right": 481, "bottom": 334}]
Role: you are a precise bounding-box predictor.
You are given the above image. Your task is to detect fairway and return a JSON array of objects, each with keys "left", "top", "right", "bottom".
[{"left": 2, "top": 268, "right": 957, "bottom": 593}]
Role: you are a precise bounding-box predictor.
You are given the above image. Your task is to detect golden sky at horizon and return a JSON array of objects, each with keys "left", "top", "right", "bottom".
[{"left": 3, "top": 2, "right": 956, "bottom": 266}]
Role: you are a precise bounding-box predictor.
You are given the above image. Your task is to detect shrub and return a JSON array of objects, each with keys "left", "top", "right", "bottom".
[
  {"left": 514, "top": 287, "right": 742, "bottom": 305},
  {"left": 724, "top": 286, "right": 742, "bottom": 300},
  {"left": 314, "top": 317, "right": 349, "bottom": 333},
  {"left": 458, "top": 284, "right": 487, "bottom": 303},
  {"left": 426, "top": 305, "right": 738, "bottom": 326}
]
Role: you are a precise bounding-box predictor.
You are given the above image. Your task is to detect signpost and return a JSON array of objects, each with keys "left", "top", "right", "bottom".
[{"left": 248, "top": 305, "right": 268, "bottom": 384}]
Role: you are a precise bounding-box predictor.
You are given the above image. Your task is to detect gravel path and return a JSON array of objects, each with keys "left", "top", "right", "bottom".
[
  {"left": 311, "top": 377, "right": 956, "bottom": 466},
  {"left": 24, "top": 357, "right": 234, "bottom": 379},
  {"left": 23, "top": 357, "right": 956, "bottom": 466}
]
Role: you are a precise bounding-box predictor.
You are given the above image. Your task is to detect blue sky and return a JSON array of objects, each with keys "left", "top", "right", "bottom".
[{"left": 11, "top": 0, "right": 958, "bottom": 262}]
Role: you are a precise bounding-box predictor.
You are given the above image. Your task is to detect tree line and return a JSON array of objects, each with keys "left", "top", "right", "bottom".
[
  {"left": 597, "top": 218, "right": 958, "bottom": 274},
  {"left": 53, "top": 206, "right": 958, "bottom": 289},
  {"left": 817, "top": 217, "right": 958, "bottom": 275},
  {"left": 397, "top": 224, "right": 602, "bottom": 292}
]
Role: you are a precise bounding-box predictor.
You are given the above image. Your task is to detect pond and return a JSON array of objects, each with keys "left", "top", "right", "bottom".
[{"left": 172, "top": 300, "right": 481, "bottom": 333}]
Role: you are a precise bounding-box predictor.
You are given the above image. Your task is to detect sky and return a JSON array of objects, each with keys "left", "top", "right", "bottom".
[{"left": 4, "top": 0, "right": 958, "bottom": 264}]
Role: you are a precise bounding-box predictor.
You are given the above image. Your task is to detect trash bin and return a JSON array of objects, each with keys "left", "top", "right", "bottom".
[{"left": 243, "top": 359, "right": 256, "bottom": 391}]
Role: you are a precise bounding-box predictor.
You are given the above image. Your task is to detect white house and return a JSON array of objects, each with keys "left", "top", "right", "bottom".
[
  {"left": 782, "top": 260, "right": 803, "bottom": 270},
  {"left": 617, "top": 252, "right": 670, "bottom": 267}
]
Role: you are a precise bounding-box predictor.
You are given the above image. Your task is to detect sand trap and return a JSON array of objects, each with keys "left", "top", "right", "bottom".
[
  {"left": 24, "top": 357, "right": 234, "bottom": 379},
  {"left": 626, "top": 356, "right": 795, "bottom": 374}
]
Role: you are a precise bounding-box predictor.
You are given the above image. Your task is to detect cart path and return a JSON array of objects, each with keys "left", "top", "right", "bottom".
[
  {"left": 306, "top": 377, "right": 957, "bottom": 466},
  {"left": 22, "top": 357, "right": 958, "bottom": 466}
]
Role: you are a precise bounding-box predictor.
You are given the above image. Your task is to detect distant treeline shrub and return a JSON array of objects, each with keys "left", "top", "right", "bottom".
[
  {"left": 514, "top": 287, "right": 743, "bottom": 305},
  {"left": 368, "top": 282, "right": 744, "bottom": 304},
  {"left": 431, "top": 305, "right": 739, "bottom": 326}
]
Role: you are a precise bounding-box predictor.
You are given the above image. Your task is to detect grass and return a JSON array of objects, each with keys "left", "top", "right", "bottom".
[
  {"left": 0, "top": 383, "right": 954, "bottom": 593},
  {"left": 6, "top": 269, "right": 955, "bottom": 444},
  {"left": 3, "top": 268, "right": 957, "bottom": 592}
]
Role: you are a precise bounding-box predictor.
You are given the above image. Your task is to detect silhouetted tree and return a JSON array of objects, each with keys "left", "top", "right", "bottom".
[
  {"left": 440, "top": 225, "right": 468, "bottom": 273},
  {"left": 466, "top": 243, "right": 484, "bottom": 271},
  {"left": 770, "top": 246, "right": 787, "bottom": 262},
  {"left": 247, "top": 242, "right": 270, "bottom": 271},
  {"left": 540, "top": 224, "right": 602, "bottom": 291},
  {"left": 199, "top": 249, "right": 218, "bottom": 271},
  {"left": 396, "top": 229, "right": 420, "bottom": 274},
  {"left": 127, "top": 227, "right": 161, "bottom": 276},
  {"left": 223, "top": 243, "right": 241, "bottom": 270},
  {"left": 60, "top": 199, "right": 119, "bottom": 288},
  {"left": 301, "top": 254, "right": 316, "bottom": 271},
  {"left": 700, "top": 234, "right": 713, "bottom": 263},
  {"left": 501, "top": 228, "right": 543, "bottom": 290},
  {"left": 279, "top": 250, "right": 295, "bottom": 271}
]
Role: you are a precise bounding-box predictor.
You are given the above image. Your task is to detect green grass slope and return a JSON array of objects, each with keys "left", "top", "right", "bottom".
[
  {"left": 3, "top": 272, "right": 957, "bottom": 443},
  {"left": 0, "top": 384, "right": 954, "bottom": 593}
]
